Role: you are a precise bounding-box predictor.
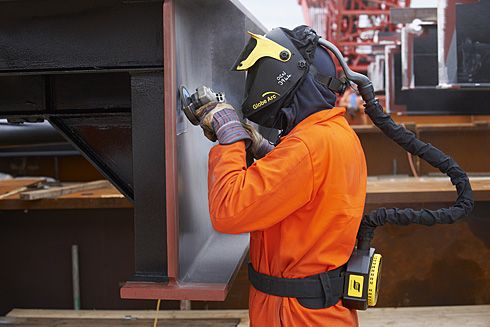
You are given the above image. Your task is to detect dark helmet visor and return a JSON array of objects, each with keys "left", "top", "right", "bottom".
[{"left": 232, "top": 29, "right": 308, "bottom": 119}]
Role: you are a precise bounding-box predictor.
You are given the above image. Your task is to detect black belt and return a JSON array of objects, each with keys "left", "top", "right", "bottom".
[{"left": 248, "top": 263, "right": 345, "bottom": 309}]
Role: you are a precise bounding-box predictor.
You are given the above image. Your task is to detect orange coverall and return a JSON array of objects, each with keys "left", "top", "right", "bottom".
[{"left": 208, "top": 107, "right": 367, "bottom": 326}]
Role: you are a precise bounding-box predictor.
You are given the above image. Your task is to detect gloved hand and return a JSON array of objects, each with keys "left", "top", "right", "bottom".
[
  {"left": 241, "top": 122, "right": 274, "bottom": 159},
  {"left": 195, "top": 102, "right": 220, "bottom": 142},
  {"left": 197, "top": 102, "right": 251, "bottom": 146}
]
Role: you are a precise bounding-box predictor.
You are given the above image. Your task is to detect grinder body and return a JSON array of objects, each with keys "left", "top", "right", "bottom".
[{"left": 180, "top": 85, "right": 226, "bottom": 125}]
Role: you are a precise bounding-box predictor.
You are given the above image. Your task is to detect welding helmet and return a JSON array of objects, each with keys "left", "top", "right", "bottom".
[{"left": 232, "top": 26, "right": 347, "bottom": 128}]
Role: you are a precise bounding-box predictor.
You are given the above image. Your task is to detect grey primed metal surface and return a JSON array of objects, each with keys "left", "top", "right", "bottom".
[
  {"left": 438, "top": 0, "right": 490, "bottom": 88},
  {"left": 173, "top": 0, "right": 264, "bottom": 284}
]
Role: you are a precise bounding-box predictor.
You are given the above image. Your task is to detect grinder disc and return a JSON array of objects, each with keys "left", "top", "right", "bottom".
[{"left": 179, "top": 85, "right": 200, "bottom": 126}]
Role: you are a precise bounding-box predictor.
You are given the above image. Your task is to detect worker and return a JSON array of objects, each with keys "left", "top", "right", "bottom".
[
  {"left": 339, "top": 87, "right": 363, "bottom": 117},
  {"left": 194, "top": 26, "right": 367, "bottom": 326},
  {"left": 339, "top": 86, "right": 367, "bottom": 125}
]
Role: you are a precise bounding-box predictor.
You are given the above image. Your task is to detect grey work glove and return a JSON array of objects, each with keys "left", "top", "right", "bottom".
[
  {"left": 194, "top": 102, "right": 220, "bottom": 141},
  {"left": 197, "top": 103, "right": 251, "bottom": 145},
  {"left": 241, "top": 122, "right": 274, "bottom": 159}
]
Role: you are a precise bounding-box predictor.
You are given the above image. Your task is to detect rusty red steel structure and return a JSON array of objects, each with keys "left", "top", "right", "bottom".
[{"left": 299, "top": 0, "right": 410, "bottom": 72}]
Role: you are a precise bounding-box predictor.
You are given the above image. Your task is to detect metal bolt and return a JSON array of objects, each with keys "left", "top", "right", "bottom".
[
  {"left": 280, "top": 51, "right": 290, "bottom": 60},
  {"left": 298, "top": 60, "right": 307, "bottom": 69}
]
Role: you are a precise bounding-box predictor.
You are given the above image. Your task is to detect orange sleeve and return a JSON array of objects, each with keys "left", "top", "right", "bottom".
[{"left": 208, "top": 137, "right": 314, "bottom": 234}]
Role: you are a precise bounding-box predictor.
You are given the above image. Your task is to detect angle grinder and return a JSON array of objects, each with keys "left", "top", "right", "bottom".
[{"left": 179, "top": 85, "right": 226, "bottom": 125}]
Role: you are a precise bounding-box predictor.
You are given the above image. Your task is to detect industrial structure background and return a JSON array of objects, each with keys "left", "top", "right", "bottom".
[
  {"left": 300, "top": 0, "right": 409, "bottom": 72},
  {"left": 0, "top": 0, "right": 489, "bottom": 326}
]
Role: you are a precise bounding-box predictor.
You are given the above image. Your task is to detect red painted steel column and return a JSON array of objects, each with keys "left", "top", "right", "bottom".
[{"left": 163, "top": 0, "right": 179, "bottom": 280}]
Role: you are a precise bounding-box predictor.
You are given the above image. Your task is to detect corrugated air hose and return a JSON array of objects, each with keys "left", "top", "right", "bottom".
[{"left": 356, "top": 97, "right": 474, "bottom": 250}]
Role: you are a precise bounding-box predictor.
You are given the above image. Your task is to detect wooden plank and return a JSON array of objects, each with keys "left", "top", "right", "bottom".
[
  {"left": 416, "top": 122, "right": 490, "bottom": 132},
  {"left": 0, "top": 180, "right": 131, "bottom": 210},
  {"left": 358, "top": 305, "right": 490, "bottom": 327},
  {"left": 368, "top": 177, "right": 490, "bottom": 193},
  {"left": 6, "top": 306, "right": 490, "bottom": 327},
  {"left": 0, "top": 186, "right": 28, "bottom": 200},
  {"left": 366, "top": 177, "right": 490, "bottom": 205},
  {"left": 352, "top": 125, "right": 379, "bottom": 134},
  {"left": 0, "top": 317, "right": 239, "bottom": 327},
  {"left": 7, "top": 309, "right": 249, "bottom": 320},
  {"left": 0, "top": 178, "right": 45, "bottom": 199},
  {"left": 1, "top": 177, "right": 489, "bottom": 210},
  {"left": 354, "top": 122, "right": 490, "bottom": 134},
  {"left": 59, "top": 187, "right": 125, "bottom": 199},
  {"left": 392, "top": 115, "right": 490, "bottom": 125},
  {"left": 19, "top": 180, "right": 111, "bottom": 200},
  {"left": 6, "top": 310, "right": 248, "bottom": 326}
]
